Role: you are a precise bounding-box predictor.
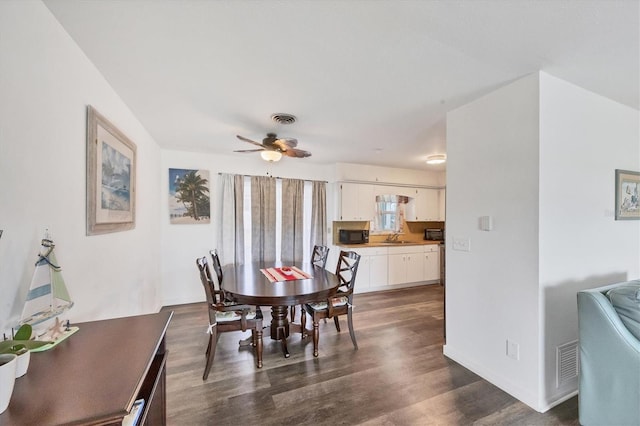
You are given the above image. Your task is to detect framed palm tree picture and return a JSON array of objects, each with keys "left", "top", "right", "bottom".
[
  {"left": 169, "top": 168, "right": 210, "bottom": 224},
  {"left": 86, "top": 106, "right": 136, "bottom": 235}
]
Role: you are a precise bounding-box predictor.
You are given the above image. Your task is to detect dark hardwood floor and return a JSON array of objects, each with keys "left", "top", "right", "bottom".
[{"left": 162, "top": 285, "right": 578, "bottom": 425}]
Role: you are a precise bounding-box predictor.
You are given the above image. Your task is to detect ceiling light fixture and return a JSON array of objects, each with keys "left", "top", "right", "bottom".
[
  {"left": 426, "top": 154, "right": 447, "bottom": 165},
  {"left": 261, "top": 150, "right": 282, "bottom": 162}
]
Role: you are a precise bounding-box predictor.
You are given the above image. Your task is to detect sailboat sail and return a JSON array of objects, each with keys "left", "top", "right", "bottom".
[{"left": 20, "top": 236, "right": 74, "bottom": 327}]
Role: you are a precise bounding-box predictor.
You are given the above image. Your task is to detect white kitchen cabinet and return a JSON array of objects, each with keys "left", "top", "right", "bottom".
[
  {"left": 412, "top": 188, "right": 440, "bottom": 221},
  {"left": 438, "top": 189, "right": 446, "bottom": 221},
  {"left": 387, "top": 245, "right": 424, "bottom": 285},
  {"left": 338, "top": 246, "right": 388, "bottom": 292},
  {"left": 368, "top": 253, "right": 388, "bottom": 288},
  {"left": 339, "top": 183, "right": 375, "bottom": 221},
  {"left": 355, "top": 254, "right": 371, "bottom": 291},
  {"left": 423, "top": 244, "right": 440, "bottom": 282}
]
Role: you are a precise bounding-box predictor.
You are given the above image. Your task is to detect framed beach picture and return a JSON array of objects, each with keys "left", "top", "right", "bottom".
[
  {"left": 86, "top": 106, "right": 136, "bottom": 235},
  {"left": 169, "top": 168, "right": 210, "bottom": 224},
  {"left": 615, "top": 169, "right": 640, "bottom": 220}
]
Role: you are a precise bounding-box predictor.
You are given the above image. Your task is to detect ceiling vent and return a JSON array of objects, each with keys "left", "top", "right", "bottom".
[{"left": 271, "top": 113, "right": 297, "bottom": 125}]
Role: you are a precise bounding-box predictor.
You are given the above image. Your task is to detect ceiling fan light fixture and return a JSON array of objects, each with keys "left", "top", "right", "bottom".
[
  {"left": 426, "top": 154, "right": 447, "bottom": 165},
  {"left": 260, "top": 150, "right": 282, "bottom": 162}
]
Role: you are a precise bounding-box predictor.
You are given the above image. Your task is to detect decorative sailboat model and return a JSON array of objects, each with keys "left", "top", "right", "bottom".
[{"left": 19, "top": 231, "right": 78, "bottom": 349}]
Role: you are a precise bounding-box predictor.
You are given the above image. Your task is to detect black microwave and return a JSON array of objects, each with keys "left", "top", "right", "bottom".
[
  {"left": 339, "top": 229, "right": 369, "bottom": 244},
  {"left": 424, "top": 228, "right": 444, "bottom": 241}
]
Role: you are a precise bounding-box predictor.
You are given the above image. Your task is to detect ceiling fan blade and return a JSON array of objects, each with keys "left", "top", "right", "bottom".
[
  {"left": 234, "top": 149, "right": 265, "bottom": 153},
  {"left": 273, "top": 138, "right": 298, "bottom": 151},
  {"left": 282, "top": 148, "right": 312, "bottom": 158},
  {"left": 237, "top": 135, "right": 267, "bottom": 148}
]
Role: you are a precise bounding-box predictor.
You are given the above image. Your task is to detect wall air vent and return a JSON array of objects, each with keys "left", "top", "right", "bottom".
[
  {"left": 556, "top": 340, "right": 579, "bottom": 388},
  {"left": 271, "top": 113, "right": 297, "bottom": 125}
]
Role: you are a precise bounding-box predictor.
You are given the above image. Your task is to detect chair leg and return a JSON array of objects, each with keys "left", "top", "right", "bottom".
[
  {"left": 333, "top": 316, "right": 341, "bottom": 332},
  {"left": 347, "top": 308, "right": 358, "bottom": 350},
  {"left": 255, "top": 327, "right": 263, "bottom": 368},
  {"left": 290, "top": 305, "right": 296, "bottom": 322},
  {"left": 312, "top": 318, "right": 320, "bottom": 357},
  {"left": 205, "top": 334, "right": 212, "bottom": 356},
  {"left": 203, "top": 327, "right": 218, "bottom": 380},
  {"left": 300, "top": 307, "right": 307, "bottom": 338}
]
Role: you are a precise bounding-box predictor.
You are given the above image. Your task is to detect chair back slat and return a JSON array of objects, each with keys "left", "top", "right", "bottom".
[
  {"left": 196, "top": 257, "right": 218, "bottom": 323},
  {"left": 209, "top": 249, "right": 228, "bottom": 302},
  {"left": 311, "top": 245, "right": 330, "bottom": 268},
  {"left": 335, "top": 250, "right": 361, "bottom": 294}
]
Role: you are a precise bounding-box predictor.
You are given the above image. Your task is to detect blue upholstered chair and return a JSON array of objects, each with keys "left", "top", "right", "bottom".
[{"left": 577, "top": 280, "right": 640, "bottom": 425}]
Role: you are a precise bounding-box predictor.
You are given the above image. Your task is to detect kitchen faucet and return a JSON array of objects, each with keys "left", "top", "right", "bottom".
[{"left": 385, "top": 232, "right": 401, "bottom": 242}]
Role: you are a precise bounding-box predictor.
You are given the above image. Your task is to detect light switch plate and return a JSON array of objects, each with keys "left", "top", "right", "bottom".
[{"left": 452, "top": 237, "right": 470, "bottom": 252}]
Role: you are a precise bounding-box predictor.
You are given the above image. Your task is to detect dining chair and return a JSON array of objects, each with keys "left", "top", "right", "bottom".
[
  {"left": 290, "top": 245, "right": 330, "bottom": 322},
  {"left": 311, "top": 245, "right": 330, "bottom": 268},
  {"left": 196, "top": 256, "right": 263, "bottom": 379},
  {"left": 301, "top": 250, "right": 360, "bottom": 357}
]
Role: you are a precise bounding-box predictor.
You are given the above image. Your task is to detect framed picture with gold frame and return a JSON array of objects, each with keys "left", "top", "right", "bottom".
[
  {"left": 86, "top": 105, "right": 136, "bottom": 235},
  {"left": 615, "top": 169, "right": 640, "bottom": 220}
]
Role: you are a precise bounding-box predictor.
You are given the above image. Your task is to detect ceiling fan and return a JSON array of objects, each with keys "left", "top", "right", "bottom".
[{"left": 234, "top": 133, "right": 311, "bottom": 162}]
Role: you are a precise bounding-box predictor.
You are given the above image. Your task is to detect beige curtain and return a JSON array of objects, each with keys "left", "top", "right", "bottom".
[
  {"left": 218, "top": 174, "right": 244, "bottom": 265},
  {"left": 281, "top": 178, "right": 304, "bottom": 263},
  {"left": 310, "top": 181, "right": 326, "bottom": 249},
  {"left": 251, "top": 176, "right": 276, "bottom": 262}
]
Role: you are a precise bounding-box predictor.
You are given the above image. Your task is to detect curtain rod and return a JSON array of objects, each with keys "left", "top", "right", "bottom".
[{"left": 218, "top": 172, "right": 328, "bottom": 184}]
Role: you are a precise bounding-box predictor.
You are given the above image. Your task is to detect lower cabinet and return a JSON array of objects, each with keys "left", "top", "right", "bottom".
[
  {"left": 388, "top": 246, "right": 424, "bottom": 285},
  {"left": 352, "top": 247, "right": 388, "bottom": 291},
  {"left": 337, "top": 243, "right": 440, "bottom": 292},
  {"left": 423, "top": 244, "right": 440, "bottom": 282},
  {"left": 369, "top": 253, "right": 389, "bottom": 288}
]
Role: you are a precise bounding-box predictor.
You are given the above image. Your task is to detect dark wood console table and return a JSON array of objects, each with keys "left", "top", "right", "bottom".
[{"left": 0, "top": 311, "right": 173, "bottom": 425}]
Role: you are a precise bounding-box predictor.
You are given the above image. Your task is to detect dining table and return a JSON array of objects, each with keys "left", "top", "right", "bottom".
[{"left": 222, "top": 261, "right": 340, "bottom": 357}]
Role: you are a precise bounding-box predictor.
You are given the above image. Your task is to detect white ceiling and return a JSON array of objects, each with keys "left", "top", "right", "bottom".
[{"left": 43, "top": 0, "right": 639, "bottom": 170}]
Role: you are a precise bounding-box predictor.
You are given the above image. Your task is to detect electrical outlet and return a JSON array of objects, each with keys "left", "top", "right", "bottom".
[
  {"left": 507, "top": 339, "right": 520, "bottom": 360},
  {"left": 452, "top": 237, "right": 471, "bottom": 252}
]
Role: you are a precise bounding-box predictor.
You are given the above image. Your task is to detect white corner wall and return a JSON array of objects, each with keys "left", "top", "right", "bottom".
[
  {"left": 445, "top": 71, "right": 640, "bottom": 412},
  {"left": 539, "top": 72, "right": 640, "bottom": 407},
  {"left": 444, "top": 73, "right": 542, "bottom": 409},
  {"left": 0, "top": 1, "right": 163, "bottom": 331}
]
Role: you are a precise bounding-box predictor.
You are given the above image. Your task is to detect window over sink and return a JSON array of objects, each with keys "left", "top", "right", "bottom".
[{"left": 372, "top": 194, "right": 410, "bottom": 233}]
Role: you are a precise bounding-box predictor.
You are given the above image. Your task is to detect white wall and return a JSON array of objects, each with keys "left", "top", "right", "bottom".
[
  {"left": 0, "top": 1, "right": 162, "bottom": 331},
  {"left": 445, "top": 71, "right": 640, "bottom": 412},
  {"left": 444, "top": 73, "right": 542, "bottom": 408},
  {"left": 539, "top": 72, "right": 640, "bottom": 406}
]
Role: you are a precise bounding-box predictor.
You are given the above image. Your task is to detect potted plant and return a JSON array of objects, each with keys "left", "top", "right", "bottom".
[
  {"left": 0, "top": 353, "right": 17, "bottom": 414},
  {"left": 0, "top": 324, "right": 51, "bottom": 378}
]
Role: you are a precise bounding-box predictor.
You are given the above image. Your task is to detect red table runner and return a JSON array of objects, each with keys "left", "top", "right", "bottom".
[{"left": 260, "top": 266, "right": 312, "bottom": 283}]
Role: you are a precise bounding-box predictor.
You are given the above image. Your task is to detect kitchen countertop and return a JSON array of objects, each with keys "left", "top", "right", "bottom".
[{"left": 337, "top": 240, "right": 442, "bottom": 248}]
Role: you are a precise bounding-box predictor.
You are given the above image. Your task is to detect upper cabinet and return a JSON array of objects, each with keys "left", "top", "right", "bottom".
[
  {"left": 338, "top": 182, "right": 445, "bottom": 222},
  {"left": 411, "top": 188, "right": 441, "bottom": 221},
  {"left": 438, "top": 189, "right": 446, "bottom": 221},
  {"left": 339, "top": 183, "right": 375, "bottom": 221}
]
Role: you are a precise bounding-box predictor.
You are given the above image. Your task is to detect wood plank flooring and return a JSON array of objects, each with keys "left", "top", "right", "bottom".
[{"left": 162, "top": 285, "right": 578, "bottom": 425}]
